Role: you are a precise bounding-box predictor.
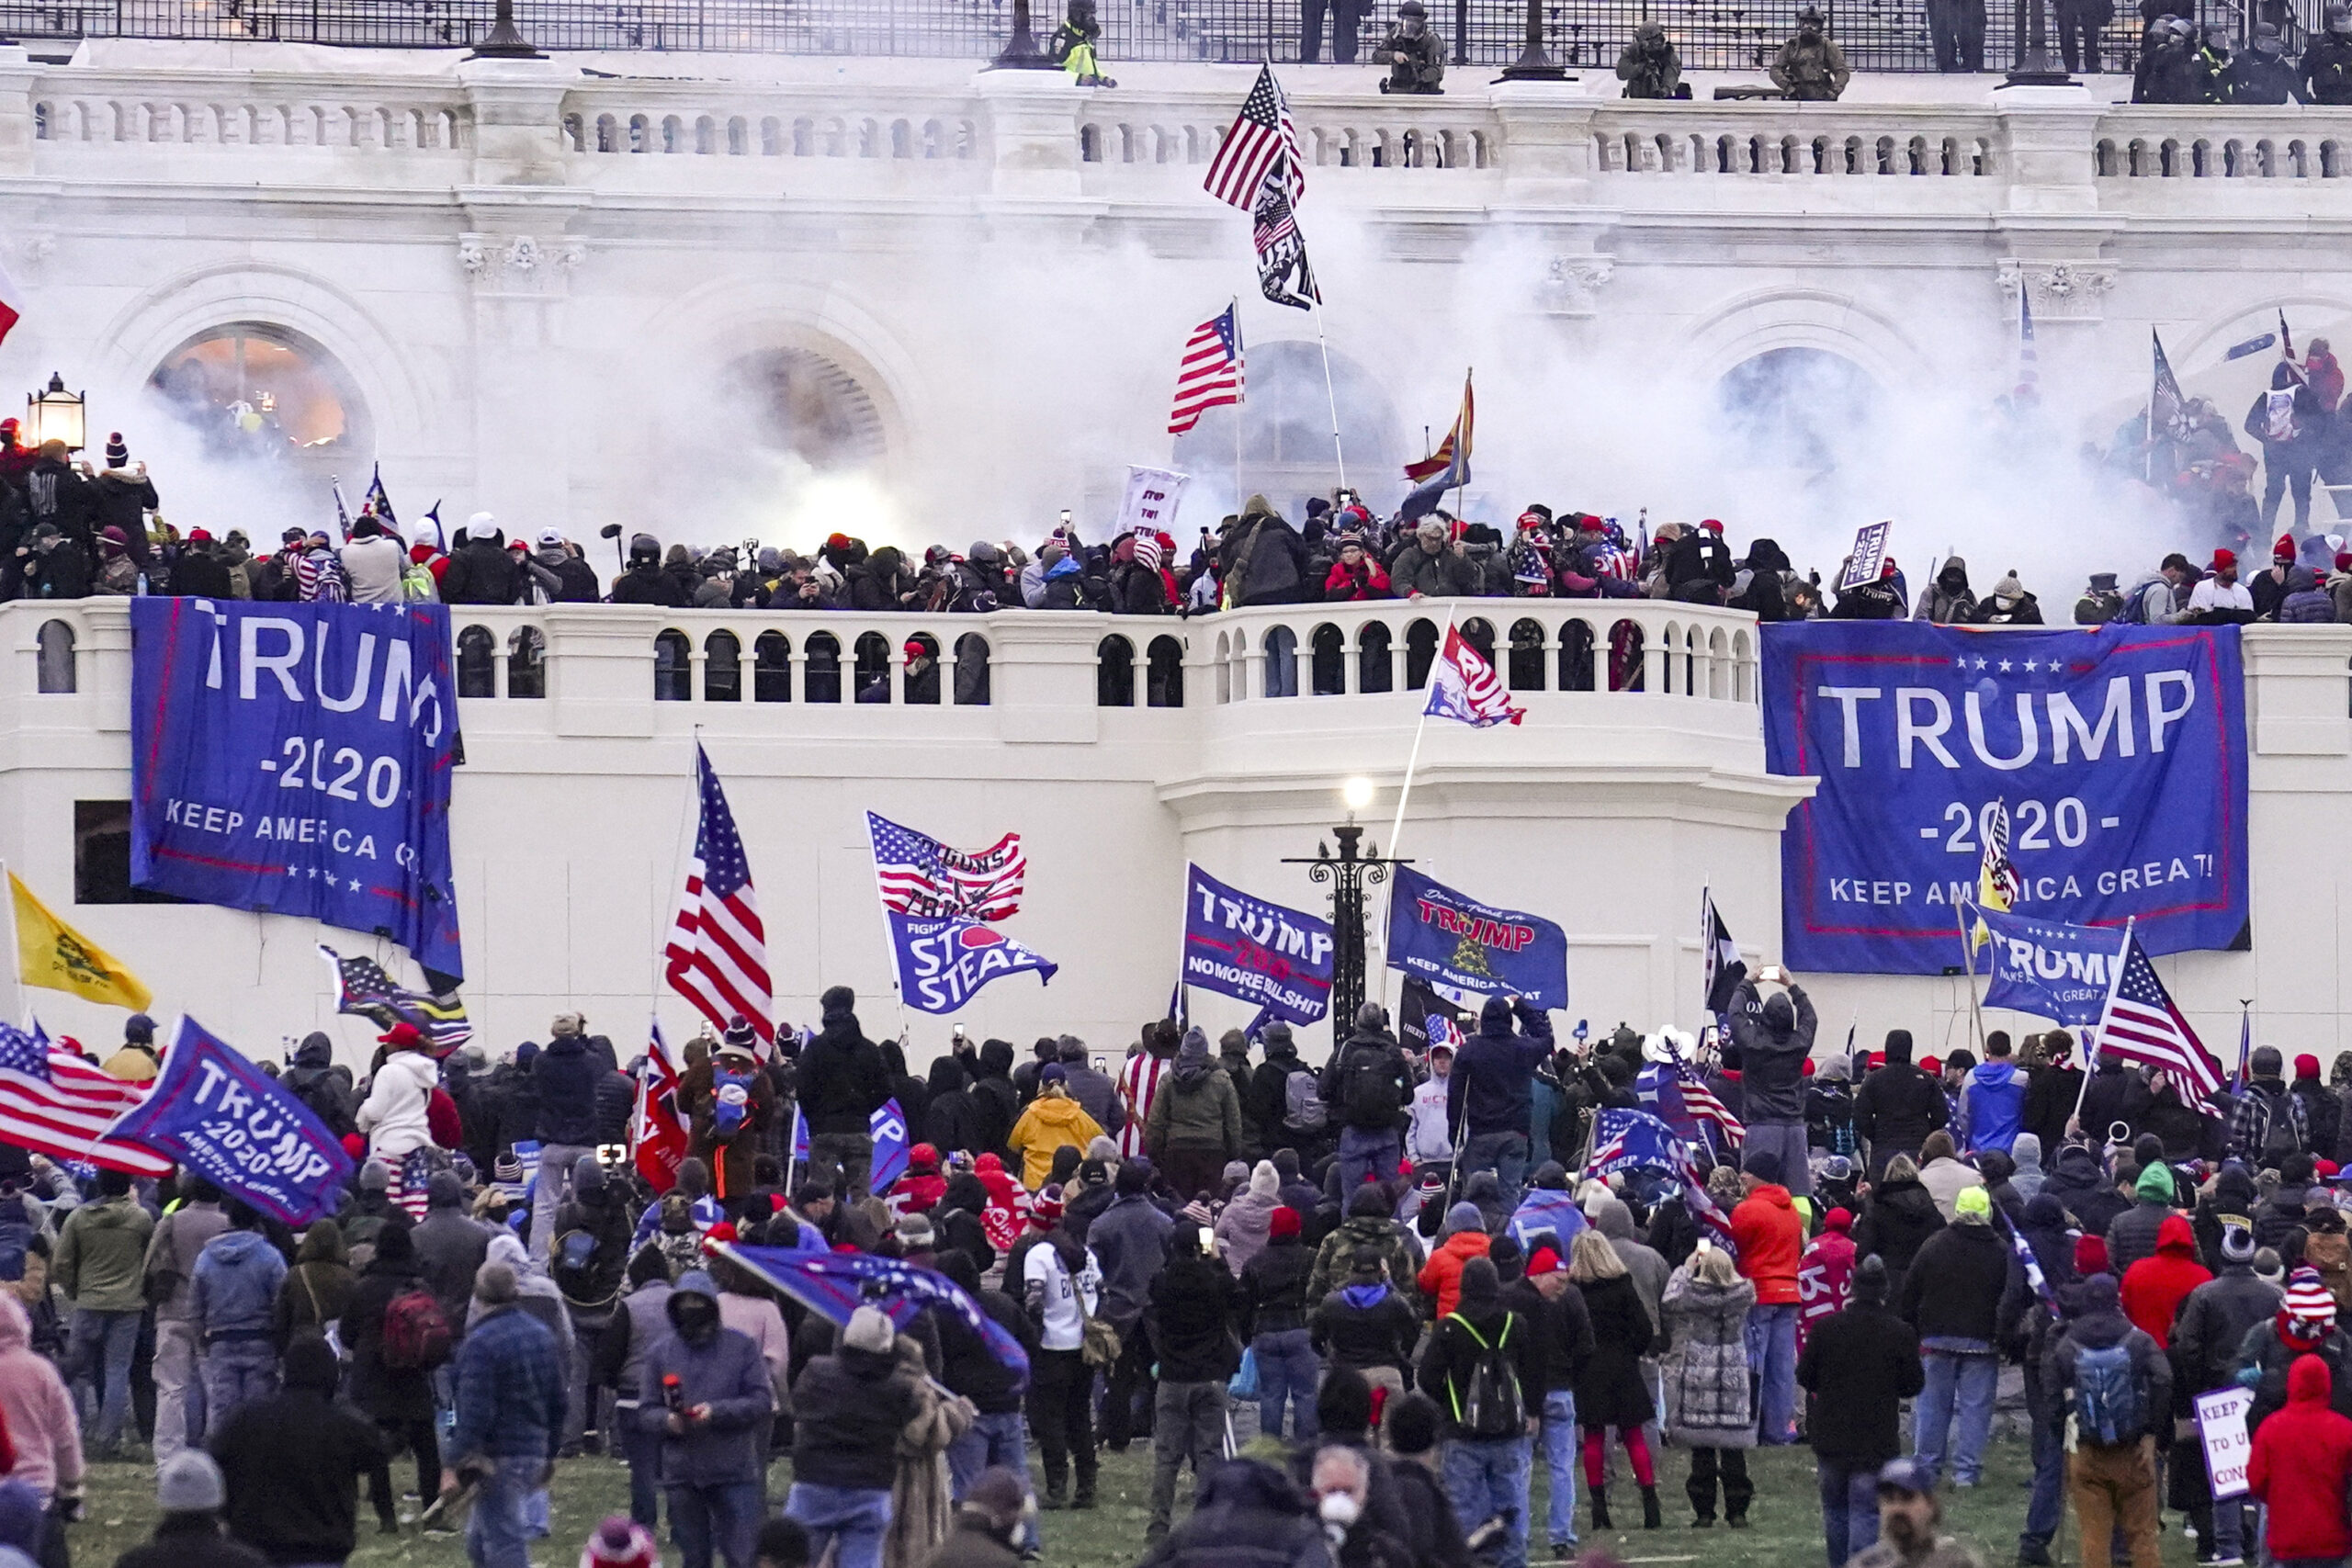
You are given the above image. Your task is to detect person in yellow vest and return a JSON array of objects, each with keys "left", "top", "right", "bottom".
[{"left": 100, "top": 1015, "right": 160, "bottom": 1085}]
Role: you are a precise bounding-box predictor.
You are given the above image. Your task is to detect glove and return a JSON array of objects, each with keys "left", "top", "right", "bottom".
[{"left": 2235, "top": 1364, "right": 2261, "bottom": 1388}]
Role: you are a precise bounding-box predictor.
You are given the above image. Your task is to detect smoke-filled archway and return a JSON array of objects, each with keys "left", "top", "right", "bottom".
[
  {"left": 147, "top": 322, "right": 371, "bottom": 489},
  {"left": 718, "top": 346, "right": 888, "bottom": 471},
  {"left": 1171, "top": 340, "right": 1403, "bottom": 523},
  {"left": 1713, "top": 346, "right": 1883, "bottom": 481}
]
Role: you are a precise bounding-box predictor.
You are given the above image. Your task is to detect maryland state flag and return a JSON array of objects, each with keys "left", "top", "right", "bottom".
[{"left": 11, "top": 872, "right": 152, "bottom": 1011}]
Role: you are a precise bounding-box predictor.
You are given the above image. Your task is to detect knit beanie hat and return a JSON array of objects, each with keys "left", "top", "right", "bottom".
[
  {"left": 358, "top": 1159, "right": 391, "bottom": 1192},
  {"left": 843, "top": 1304, "right": 897, "bottom": 1355},
  {"left": 1458, "top": 1257, "right": 1501, "bottom": 1304},
  {"left": 1823, "top": 1207, "right": 1853, "bottom": 1233},
  {"left": 157, "top": 1451, "right": 225, "bottom": 1513},
  {"left": 1269, "top": 1206, "right": 1302, "bottom": 1240},
  {"left": 2135, "top": 1162, "right": 2176, "bottom": 1203},
  {"left": 580, "top": 1517, "right": 658, "bottom": 1568},
  {"left": 1954, "top": 1186, "right": 1992, "bottom": 1223},
  {"left": 2074, "top": 1234, "right": 2110, "bottom": 1278},
  {"left": 2222, "top": 1222, "right": 2256, "bottom": 1265},
  {"left": 2284, "top": 1266, "right": 2337, "bottom": 1331},
  {"left": 1443, "top": 1201, "right": 1485, "bottom": 1236}
]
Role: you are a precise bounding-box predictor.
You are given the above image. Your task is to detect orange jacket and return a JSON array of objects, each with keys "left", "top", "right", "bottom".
[
  {"left": 1417, "top": 1229, "right": 1492, "bottom": 1320},
  {"left": 1731, "top": 1184, "right": 1804, "bottom": 1305}
]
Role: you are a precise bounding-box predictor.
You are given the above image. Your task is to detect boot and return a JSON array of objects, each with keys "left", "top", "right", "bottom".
[
  {"left": 1042, "top": 1480, "right": 1069, "bottom": 1512},
  {"left": 1641, "top": 1485, "right": 1663, "bottom": 1529},
  {"left": 1589, "top": 1488, "right": 1612, "bottom": 1532}
]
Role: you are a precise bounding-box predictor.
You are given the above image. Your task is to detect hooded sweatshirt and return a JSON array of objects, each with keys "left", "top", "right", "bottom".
[
  {"left": 2119, "top": 1213, "right": 2211, "bottom": 1348},
  {"left": 1214, "top": 1162, "right": 1283, "bottom": 1279},
  {"left": 1962, "top": 1058, "right": 2027, "bottom": 1156},
  {"left": 2250, "top": 1352, "right": 2352, "bottom": 1560},
  {"left": 356, "top": 1049, "right": 439, "bottom": 1160},
  {"left": 1729, "top": 1183, "right": 1803, "bottom": 1304},
  {"left": 193, "top": 1228, "right": 289, "bottom": 1342},
  {"left": 1006, "top": 1089, "right": 1104, "bottom": 1192},
  {"left": 1145, "top": 1032, "right": 1243, "bottom": 1159},
  {"left": 0, "top": 1293, "right": 82, "bottom": 1500},
  {"left": 1445, "top": 997, "right": 1554, "bottom": 1141},
  {"left": 2009, "top": 1133, "right": 2046, "bottom": 1200}
]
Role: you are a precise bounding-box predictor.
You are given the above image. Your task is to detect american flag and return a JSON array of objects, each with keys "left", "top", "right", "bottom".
[
  {"left": 1115, "top": 1050, "right": 1169, "bottom": 1159},
  {"left": 365, "top": 463, "right": 398, "bottom": 529},
  {"left": 1168, "top": 304, "right": 1244, "bottom": 435},
  {"left": 1679, "top": 1160, "right": 1739, "bottom": 1258},
  {"left": 1677, "top": 1060, "right": 1745, "bottom": 1148},
  {"left": 0, "top": 1023, "right": 168, "bottom": 1177},
  {"left": 1978, "top": 800, "right": 2022, "bottom": 912},
  {"left": 320, "top": 945, "right": 470, "bottom": 1050},
  {"left": 664, "top": 745, "right": 773, "bottom": 1050},
  {"left": 1204, "top": 64, "right": 1304, "bottom": 210},
  {"left": 866, "top": 811, "right": 1025, "bottom": 921},
  {"left": 1424, "top": 625, "right": 1524, "bottom": 728},
  {"left": 1251, "top": 175, "right": 1319, "bottom": 312},
  {"left": 2093, "top": 931, "right": 2222, "bottom": 1103}
]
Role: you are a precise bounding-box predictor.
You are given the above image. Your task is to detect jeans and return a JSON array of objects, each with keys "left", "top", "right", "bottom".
[
  {"left": 2265, "top": 447, "right": 2316, "bottom": 533},
  {"left": 1743, "top": 1303, "right": 1798, "bottom": 1446},
  {"left": 1252, "top": 1328, "right": 1319, "bottom": 1443},
  {"left": 948, "top": 1410, "right": 1036, "bottom": 1553},
  {"left": 1336, "top": 1127, "right": 1403, "bottom": 1194},
  {"left": 1912, "top": 1348, "right": 1997, "bottom": 1486},
  {"left": 1149, "top": 1382, "right": 1228, "bottom": 1530},
  {"left": 1744, "top": 1120, "right": 1812, "bottom": 1198},
  {"left": 528, "top": 1142, "right": 595, "bottom": 1259},
  {"left": 1027, "top": 1348, "right": 1096, "bottom": 1496},
  {"left": 2018, "top": 1399, "right": 2064, "bottom": 1556},
  {"left": 669, "top": 1480, "right": 763, "bottom": 1568},
  {"left": 1442, "top": 1436, "right": 1532, "bottom": 1568},
  {"left": 1539, "top": 1390, "right": 1578, "bottom": 1548},
  {"left": 807, "top": 1134, "right": 874, "bottom": 1201},
  {"left": 784, "top": 1483, "right": 891, "bottom": 1568},
  {"left": 1816, "top": 1459, "right": 1879, "bottom": 1567},
  {"left": 2210, "top": 1491, "right": 2245, "bottom": 1562},
  {"left": 203, "top": 1337, "right": 280, "bottom": 1439},
  {"left": 467, "top": 1455, "right": 543, "bottom": 1568},
  {"left": 1460, "top": 1131, "right": 1531, "bottom": 1210},
  {"left": 67, "top": 1308, "right": 141, "bottom": 1451},
  {"left": 620, "top": 1414, "right": 662, "bottom": 1530},
  {"left": 151, "top": 1318, "right": 204, "bottom": 1466}
]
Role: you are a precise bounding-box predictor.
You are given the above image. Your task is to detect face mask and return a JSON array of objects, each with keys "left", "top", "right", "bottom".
[
  {"left": 1319, "top": 1493, "right": 1362, "bottom": 1529},
  {"left": 673, "top": 1299, "right": 719, "bottom": 1337}
]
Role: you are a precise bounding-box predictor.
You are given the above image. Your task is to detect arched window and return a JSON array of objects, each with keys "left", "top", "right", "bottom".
[
  {"left": 1460, "top": 617, "right": 1496, "bottom": 671},
  {"left": 1168, "top": 340, "right": 1408, "bottom": 522},
  {"left": 904, "top": 632, "right": 942, "bottom": 705},
  {"left": 1507, "top": 617, "right": 1546, "bottom": 692},
  {"left": 1262, "top": 626, "right": 1298, "bottom": 698},
  {"left": 1609, "top": 619, "right": 1646, "bottom": 693},
  {"left": 1405, "top": 618, "right": 1440, "bottom": 690},
  {"left": 1358, "top": 623, "right": 1394, "bottom": 694},
  {"left": 955, "top": 634, "right": 991, "bottom": 705},
  {"left": 718, "top": 348, "right": 888, "bottom": 474},
  {"left": 1214, "top": 631, "right": 1232, "bottom": 705},
  {"left": 35, "top": 620, "right": 74, "bottom": 694},
  {"left": 754, "top": 631, "right": 791, "bottom": 702},
  {"left": 1147, "top": 636, "right": 1184, "bottom": 707},
  {"left": 1097, "top": 635, "right": 1136, "bottom": 706},
  {"left": 506, "top": 626, "right": 545, "bottom": 698},
  {"left": 804, "top": 632, "right": 842, "bottom": 704},
  {"left": 653, "top": 629, "right": 691, "bottom": 702},
  {"left": 704, "top": 630, "right": 741, "bottom": 702},
  {"left": 1715, "top": 349, "right": 1883, "bottom": 480},
  {"left": 457, "top": 625, "right": 498, "bottom": 698},
  {"left": 1309, "top": 624, "right": 1346, "bottom": 696},
  {"left": 853, "top": 631, "right": 891, "bottom": 703},
  {"left": 148, "top": 323, "right": 371, "bottom": 491},
  {"left": 1559, "top": 618, "right": 1596, "bottom": 693}
]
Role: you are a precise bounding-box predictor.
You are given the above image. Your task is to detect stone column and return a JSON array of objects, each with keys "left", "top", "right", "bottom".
[
  {"left": 455, "top": 192, "right": 591, "bottom": 536},
  {"left": 1989, "top": 82, "right": 2104, "bottom": 214},
  {"left": 974, "top": 68, "right": 1085, "bottom": 202},
  {"left": 458, "top": 55, "right": 577, "bottom": 186}
]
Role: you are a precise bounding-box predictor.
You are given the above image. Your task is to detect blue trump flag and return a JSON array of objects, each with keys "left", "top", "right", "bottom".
[
  {"left": 719, "top": 1242, "right": 1030, "bottom": 1388},
  {"left": 869, "top": 1098, "right": 910, "bottom": 1190},
  {"left": 1972, "top": 905, "right": 2120, "bottom": 1027},
  {"left": 1385, "top": 865, "right": 1568, "bottom": 1010},
  {"left": 1182, "top": 864, "right": 1334, "bottom": 1028},
  {"left": 130, "top": 599, "right": 463, "bottom": 979},
  {"left": 1583, "top": 1108, "right": 1683, "bottom": 1179},
  {"left": 1761, "top": 622, "right": 2248, "bottom": 974},
  {"left": 103, "top": 1016, "right": 354, "bottom": 1226},
  {"left": 887, "top": 913, "right": 1057, "bottom": 1014}
]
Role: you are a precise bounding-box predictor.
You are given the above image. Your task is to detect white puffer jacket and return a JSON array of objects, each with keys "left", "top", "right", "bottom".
[{"left": 356, "top": 1049, "right": 438, "bottom": 1159}]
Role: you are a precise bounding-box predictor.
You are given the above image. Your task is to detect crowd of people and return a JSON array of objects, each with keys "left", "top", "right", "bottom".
[{"left": 8, "top": 976, "right": 2352, "bottom": 1568}]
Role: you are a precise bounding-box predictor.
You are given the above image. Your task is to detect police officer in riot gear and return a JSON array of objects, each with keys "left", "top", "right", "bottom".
[
  {"left": 2225, "top": 22, "right": 2307, "bottom": 100},
  {"left": 2301, "top": 3, "right": 2352, "bottom": 102},
  {"left": 1377, "top": 0, "right": 1446, "bottom": 93},
  {"left": 1616, "top": 22, "right": 1685, "bottom": 97},
  {"left": 1770, "top": 6, "right": 1851, "bottom": 99}
]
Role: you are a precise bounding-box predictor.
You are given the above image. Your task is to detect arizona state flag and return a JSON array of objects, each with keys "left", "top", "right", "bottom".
[{"left": 11, "top": 872, "right": 152, "bottom": 1011}]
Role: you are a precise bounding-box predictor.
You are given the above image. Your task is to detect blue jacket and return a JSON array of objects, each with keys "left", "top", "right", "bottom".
[
  {"left": 637, "top": 1325, "right": 775, "bottom": 1486},
  {"left": 533, "top": 1036, "right": 601, "bottom": 1147},
  {"left": 1962, "top": 1060, "right": 2027, "bottom": 1156},
  {"left": 1445, "top": 997, "right": 1554, "bottom": 1141},
  {"left": 191, "top": 1228, "right": 288, "bottom": 1342},
  {"left": 450, "top": 1305, "right": 566, "bottom": 1461}
]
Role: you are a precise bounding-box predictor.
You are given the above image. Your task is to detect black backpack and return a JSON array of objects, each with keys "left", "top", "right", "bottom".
[
  {"left": 1339, "top": 1046, "right": 1405, "bottom": 1127},
  {"left": 2259, "top": 1086, "right": 2303, "bottom": 1164},
  {"left": 1450, "top": 1314, "right": 1524, "bottom": 1439}
]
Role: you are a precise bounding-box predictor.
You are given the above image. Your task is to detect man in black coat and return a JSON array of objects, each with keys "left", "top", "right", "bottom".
[
  {"left": 119, "top": 1451, "right": 270, "bottom": 1568},
  {"left": 1853, "top": 1030, "right": 1949, "bottom": 1179},
  {"left": 1321, "top": 1003, "right": 1416, "bottom": 1192},
  {"left": 1724, "top": 968, "right": 1817, "bottom": 1198},
  {"left": 609, "top": 535, "right": 689, "bottom": 607},
  {"left": 530, "top": 1019, "right": 604, "bottom": 1256},
  {"left": 1143, "top": 1224, "right": 1239, "bottom": 1543},
  {"left": 2078, "top": 1059, "right": 2152, "bottom": 1148},
  {"left": 1797, "top": 1258, "right": 1923, "bottom": 1568},
  {"left": 2020, "top": 1032, "right": 2086, "bottom": 1159},
  {"left": 798, "top": 987, "right": 891, "bottom": 1199},
  {"left": 785, "top": 1305, "right": 919, "bottom": 1564},
  {"left": 1894, "top": 1189, "right": 2014, "bottom": 1489},
  {"left": 439, "top": 518, "right": 523, "bottom": 606},
  {"left": 211, "top": 1330, "right": 388, "bottom": 1562}
]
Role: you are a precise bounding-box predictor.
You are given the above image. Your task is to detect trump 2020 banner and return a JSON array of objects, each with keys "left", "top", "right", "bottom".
[
  {"left": 1385, "top": 865, "right": 1569, "bottom": 1010},
  {"left": 1182, "top": 865, "right": 1333, "bottom": 1027},
  {"left": 130, "top": 599, "right": 464, "bottom": 979},
  {"left": 104, "top": 1016, "right": 354, "bottom": 1226},
  {"left": 1972, "top": 906, "right": 2117, "bottom": 1028},
  {"left": 1763, "top": 623, "right": 2248, "bottom": 975},
  {"left": 888, "top": 913, "right": 1057, "bottom": 1014}
]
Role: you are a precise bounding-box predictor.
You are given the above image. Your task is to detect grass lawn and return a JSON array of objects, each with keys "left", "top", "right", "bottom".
[{"left": 68, "top": 1430, "right": 2209, "bottom": 1568}]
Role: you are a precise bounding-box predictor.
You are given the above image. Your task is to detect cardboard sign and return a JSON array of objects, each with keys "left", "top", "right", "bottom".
[
  {"left": 1839, "top": 519, "right": 1893, "bottom": 590},
  {"left": 1117, "top": 465, "right": 1190, "bottom": 537},
  {"left": 2196, "top": 1385, "right": 2253, "bottom": 1499}
]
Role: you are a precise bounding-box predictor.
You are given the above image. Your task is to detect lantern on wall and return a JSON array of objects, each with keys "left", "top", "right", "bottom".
[{"left": 22, "top": 373, "right": 85, "bottom": 451}]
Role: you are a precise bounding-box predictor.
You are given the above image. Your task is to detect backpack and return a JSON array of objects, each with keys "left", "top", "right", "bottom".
[
  {"left": 1340, "top": 1047, "right": 1405, "bottom": 1128},
  {"left": 2113, "top": 579, "right": 2163, "bottom": 626},
  {"left": 553, "top": 1225, "right": 614, "bottom": 1307},
  {"left": 1283, "top": 1067, "right": 1328, "bottom": 1135},
  {"left": 381, "top": 1286, "right": 455, "bottom": 1371},
  {"left": 2071, "top": 1341, "right": 2143, "bottom": 1446},
  {"left": 401, "top": 559, "right": 438, "bottom": 603},
  {"left": 1450, "top": 1314, "right": 1524, "bottom": 1439},
  {"left": 2259, "top": 1086, "right": 2304, "bottom": 1165},
  {"left": 711, "top": 1066, "right": 756, "bottom": 1140}
]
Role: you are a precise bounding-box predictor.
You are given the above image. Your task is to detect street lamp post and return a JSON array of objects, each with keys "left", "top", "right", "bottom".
[
  {"left": 2004, "top": 0, "right": 2073, "bottom": 84},
  {"left": 22, "top": 373, "right": 85, "bottom": 452},
  {"left": 1286, "top": 781, "right": 1409, "bottom": 1036},
  {"left": 989, "top": 0, "right": 1060, "bottom": 70},
  {"left": 1498, "top": 0, "right": 1568, "bottom": 80}
]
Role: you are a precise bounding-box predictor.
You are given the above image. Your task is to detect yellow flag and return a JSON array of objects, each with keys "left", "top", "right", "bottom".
[{"left": 11, "top": 873, "right": 153, "bottom": 1011}]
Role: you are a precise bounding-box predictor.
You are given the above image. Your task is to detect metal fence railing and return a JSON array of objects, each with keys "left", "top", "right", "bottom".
[{"left": 0, "top": 0, "right": 2169, "bottom": 70}]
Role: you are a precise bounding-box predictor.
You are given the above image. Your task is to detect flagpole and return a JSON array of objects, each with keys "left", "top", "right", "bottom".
[
  {"left": 1957, "top": 893, "right": 1987, "bottom": 1056},
  {"left": 1309, "top": 297, "right": 1348, "bottom": 493},
  {"left": 866, "top": 829, "right": 917, "bottom": 1043},
  {"left": 1376, "top": 602, "right": 1457, "bottom": 1010},
  {"left": 2072, "top": 917, "right": 2138, "bottom": 1138},
  {"left": 0, "top": 861, "right": 23, "bottom": 1028},
  {"left": 1229, "top": 297, "right": 1243, "bottom": 518}
]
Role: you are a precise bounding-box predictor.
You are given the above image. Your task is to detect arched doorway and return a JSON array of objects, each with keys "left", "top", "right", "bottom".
[
  {"left": 1170, "top": 341, "right": 1404, "bottom": 525},
  {"left": 147, "top": 323, "right": 371, "bottom": 488},
  {"left": 719, "top": 347, "right": 888, "bottom": 470},
  {"left": 1713, "top": 347, "right": 1881, "bottom": 482}
]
